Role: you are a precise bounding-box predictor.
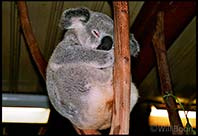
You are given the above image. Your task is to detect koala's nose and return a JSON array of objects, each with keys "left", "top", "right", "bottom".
[{"left": 97, "top": 36, "right": 113, "bottom": 51}]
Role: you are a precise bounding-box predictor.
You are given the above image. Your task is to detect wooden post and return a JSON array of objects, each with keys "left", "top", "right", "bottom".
[
  {"left": 17, "top": 1, "right": 47, "bottom": 80},
  {"left": 152, "top": 11, "right": 184, "bottom": 135},
  {"left": 110, "top": 1, "right": 131, "bottom": 135},
  {"left": 17, "top": 1, "right": 100, "bottom": 135}
]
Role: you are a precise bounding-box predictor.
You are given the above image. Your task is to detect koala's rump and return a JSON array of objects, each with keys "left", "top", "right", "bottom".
[{"left": 46, "top": 64, "right": 113, "bottom": 129}]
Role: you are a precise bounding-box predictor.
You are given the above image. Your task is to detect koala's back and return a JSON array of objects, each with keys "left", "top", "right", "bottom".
[{"left": 46, "top": 62, "right": 113, "bottom": 129}]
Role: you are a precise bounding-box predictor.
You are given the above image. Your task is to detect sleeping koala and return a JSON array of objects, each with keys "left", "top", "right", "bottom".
[{"left": 46, "top": 7, "right": 139, "bottom": 130}]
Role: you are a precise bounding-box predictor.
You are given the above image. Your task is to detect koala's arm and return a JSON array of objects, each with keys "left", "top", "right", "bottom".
[{"left": 50, "top": 43, "right": 114, "bottom": 69}]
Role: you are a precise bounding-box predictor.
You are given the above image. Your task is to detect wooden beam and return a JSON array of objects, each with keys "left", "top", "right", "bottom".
[
  {"left": 131, "top": 1, "right": 196, "bottom": 86},
  {"left": 110, "top": 1, "right": 131, "bottom": 135},
  {"left": 17, "top": 1, "right": 47, "bottom": 80},
  {"left": 152, "top": 11, "right": 184, "bottom": 135}
]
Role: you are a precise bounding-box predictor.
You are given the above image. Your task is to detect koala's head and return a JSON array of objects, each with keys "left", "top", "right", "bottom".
[{"left": 59, "top": 7, "right": 114, "bottom": 50}]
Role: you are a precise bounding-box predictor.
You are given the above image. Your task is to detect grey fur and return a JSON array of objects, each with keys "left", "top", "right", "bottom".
[{"left": 46, "top": 7, "right": 139, "bottom": 130}]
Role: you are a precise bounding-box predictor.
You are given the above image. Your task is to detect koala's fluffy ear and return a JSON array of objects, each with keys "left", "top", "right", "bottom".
[
  {"left": 130, "top": 34, "right": 140, "bottom": 57},
  {"left": 59, "top": 7, "right": 90, "bottom": 30}
]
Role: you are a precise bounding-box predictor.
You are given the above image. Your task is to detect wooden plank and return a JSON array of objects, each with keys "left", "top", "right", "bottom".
[
  {"left": 110, "top": 1, "right": 131, "bottom": 134},
  {"left": 9, "top": 2, "right": 21, "bottom": 92},
  {"left": 43, "top": 2, "right": 64, "bottom": 60},
  {"left": 130, "top": 1, "right": 196, "bottom": 86}
]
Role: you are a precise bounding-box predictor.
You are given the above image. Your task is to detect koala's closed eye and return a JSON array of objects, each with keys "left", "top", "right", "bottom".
[
  {"left": 96, "top": 36, "right": 113, "bottom": 51},
  {"left": 92, "top": 29, "right": 100, "bottom": 38}
]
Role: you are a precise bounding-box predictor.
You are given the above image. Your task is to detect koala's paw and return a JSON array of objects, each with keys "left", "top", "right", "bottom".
[{"left": 94, "top": 50, "right": 114, "bottom": 69}]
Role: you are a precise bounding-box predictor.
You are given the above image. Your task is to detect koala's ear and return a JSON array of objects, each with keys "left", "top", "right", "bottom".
[
  {"left": 59, "top": 7, "right": 90, "bottom": 30},
  {"left": 130, "top": 34, "right": 140, "bottom": 57}
]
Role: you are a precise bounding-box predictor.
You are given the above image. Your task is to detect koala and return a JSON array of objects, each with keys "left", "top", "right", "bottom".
[{"left": 46, "top": 7, "right": 139, "bottom": 130}]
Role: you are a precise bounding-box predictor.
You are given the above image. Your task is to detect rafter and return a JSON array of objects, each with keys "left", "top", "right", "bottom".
[{"left": 130, "top": 1, "right": 196, "bottom": 86}]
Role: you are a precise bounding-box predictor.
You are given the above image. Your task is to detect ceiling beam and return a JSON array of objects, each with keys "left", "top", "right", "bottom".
[{"left": 130, "top": 1, "right": 196, "bottom": 86}]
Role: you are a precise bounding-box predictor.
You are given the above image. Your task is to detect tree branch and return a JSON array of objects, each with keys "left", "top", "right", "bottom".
[
  {"left": 110, "top": 1, "right": 131, "bottom": 135},
  {"left": 152, "top": 11, "right": 184, "bottom": 135},
  {"left": 17, "top": 1, "right": 47, "bottom": 80}
]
